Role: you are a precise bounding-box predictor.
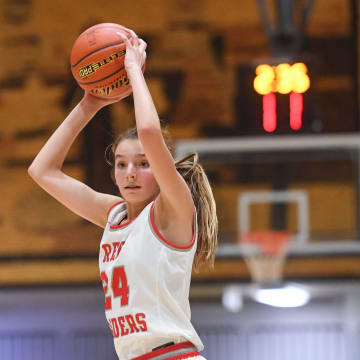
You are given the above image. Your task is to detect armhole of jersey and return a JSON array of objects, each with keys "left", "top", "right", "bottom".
[
  {"left": 107, "top": 200, "right": 125, "bottom": 221},
  {"left": 149, "top": 200, "right": 197, "bottom": 251}
]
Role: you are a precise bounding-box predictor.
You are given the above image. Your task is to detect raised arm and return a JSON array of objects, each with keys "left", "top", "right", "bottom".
[
  {"left": 28, "top": 92, "right": 126, "bottom": 228},
  {"left": 118, "top": 31, "right": 195, "bottom": 245}
]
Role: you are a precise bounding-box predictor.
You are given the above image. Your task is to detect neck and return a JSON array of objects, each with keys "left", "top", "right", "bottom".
[
  {"left": 125, "top": 193, "right": 158, "bottom": 219},
  {"left": 125, "top": 201, "right": 149, "bottom": 219}
]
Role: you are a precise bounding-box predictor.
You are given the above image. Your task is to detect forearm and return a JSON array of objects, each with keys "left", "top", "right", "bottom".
[
  {"left": 28, "top": 99, "right": 99, "bottom": 179},
  {"left": 127, "top": 66, "right": 161, "bottom": 132}
]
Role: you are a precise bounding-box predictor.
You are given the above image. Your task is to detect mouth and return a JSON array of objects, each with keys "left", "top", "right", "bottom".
[{"left": 125, "top": 185, "right": 141, "bottom": 190}]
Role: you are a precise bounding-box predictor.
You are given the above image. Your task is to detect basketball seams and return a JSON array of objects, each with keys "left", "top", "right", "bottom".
[
  {"left": 71, "top": 41, "right": 126, "bottom": 68},
  {"left": 71, "top": 23, "right": 129, "bottom": 67}
]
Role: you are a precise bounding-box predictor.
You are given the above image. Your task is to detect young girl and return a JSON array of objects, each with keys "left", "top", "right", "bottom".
[{"left": 28, "top": 28, "right": 217, "bottom": 360}]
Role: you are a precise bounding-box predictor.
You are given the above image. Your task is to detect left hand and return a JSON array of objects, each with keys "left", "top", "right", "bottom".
[
  {"left": 81, "top": 88, "right": 133, "bottom": 112},
  {"left": 117, "top": 29, "right": 147, "bottom": 72}
]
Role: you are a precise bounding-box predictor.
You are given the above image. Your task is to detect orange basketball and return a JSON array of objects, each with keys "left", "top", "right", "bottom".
[{"left": 70, "top": 23, "right": 143, "bottom": 99}]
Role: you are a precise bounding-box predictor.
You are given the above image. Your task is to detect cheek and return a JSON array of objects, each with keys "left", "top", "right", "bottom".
[
  {"left": 142, "top": 170, "right": 159, "bottom": 189},
  {"left": 114, "top": 169, "right": 125, "bottom": 183}
]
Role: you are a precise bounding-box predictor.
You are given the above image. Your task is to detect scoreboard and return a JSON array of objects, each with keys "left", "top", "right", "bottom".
[{"left": 253, "top": 63, "right": 310, "bottom": 132}]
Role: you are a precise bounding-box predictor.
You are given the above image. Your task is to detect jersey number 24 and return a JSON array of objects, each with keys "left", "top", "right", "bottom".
[{"left": 100, "top": 266, "right": 129, "bottom": 310}]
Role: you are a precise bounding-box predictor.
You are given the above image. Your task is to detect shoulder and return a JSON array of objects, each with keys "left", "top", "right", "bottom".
[
  {"left": 104, "top": 198, "right": 126, "bottom": 224},
  {"left": 107, "top": 199, "right": 125, "bottom": 218},
  {"left": 152, "top": 196, "right": 196, "bottom": 249},
  {"left": 156, "top": 190, "right": 194, "bottom": 224}
]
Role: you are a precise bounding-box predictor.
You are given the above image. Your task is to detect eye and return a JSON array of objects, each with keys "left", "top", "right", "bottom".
[
  {"left": 116, "top": 161, "right": 126, "bottom": 168},
  {"left": 140, "top": 160, "right": 149, "bottom": 168}
]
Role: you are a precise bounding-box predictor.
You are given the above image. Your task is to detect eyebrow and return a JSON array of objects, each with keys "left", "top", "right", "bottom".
[{"left": 115, "top": 153, "right": 146, "bottom": 158}]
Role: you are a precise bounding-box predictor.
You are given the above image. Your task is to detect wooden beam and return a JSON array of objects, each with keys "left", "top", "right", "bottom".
[
  {"left": 0, "top": 259, "right": 99, "bottom": 286},
  {"left": 192, "top": 256, "right": 360, "bottom": 282},
  {"left": 1, "top": 255, "right": 360, "bottom": 286}
]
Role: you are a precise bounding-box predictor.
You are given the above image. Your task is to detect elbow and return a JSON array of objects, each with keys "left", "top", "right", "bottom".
[
  {"left": 28, "top": 160, "right": 60, "bottom": 185},
  {"left": 28, "top": 162, "right": 45, "bottom": 183},
  {"left": 27, "top": 164, "right": 39, "bottom": 181}
]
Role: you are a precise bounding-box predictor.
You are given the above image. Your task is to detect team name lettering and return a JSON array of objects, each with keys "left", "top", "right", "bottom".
[
  {"left": 108, "top": 313, "right": 148, "bottom": 338},
  {"left": 102, "top": 241, "right": 126, "bottom": 263},
  {"left": 79, "top": 49, "right": 126, "bottom": 79},
  {"left": 90, "top": 74, "right": 130, "bottom": 97}
]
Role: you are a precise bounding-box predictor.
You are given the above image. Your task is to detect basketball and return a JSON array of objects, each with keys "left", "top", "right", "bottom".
[{"left": 70, "top": 23, "right": 144, "bottom": 99}]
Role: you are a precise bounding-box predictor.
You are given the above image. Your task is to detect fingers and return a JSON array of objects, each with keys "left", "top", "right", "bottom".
[
  {"left": 118, "top": 28, "right": 144, "bottom": 48},
  {"left": 105, "top": 87, "right": 133, "bottom": 103},
  {"left": 141, "top": 50, "right": 147, "bottom": 67},
  {"left": 116, "top": 31, "right": 131, "bottom": 46},
  {"left": 139, "top": 38, "right": 147, "bottom": 52},
  {"left": 118, "top": 28, "right": 138, "bottom": 46},
  {"left": 119, "top": 26, "right": 137, "bottom": 38},
  {"left": 116, "top": 29, "right": 147, "bottom": 67},
  {"left": 139, "top": 38, "right": 147, "bottom": 66},
  {"left": 117, "top": 31, "right": 147, "bottom": 55},
  {"left": 127, "top": 29, "right": 139, "bottom": 46}
]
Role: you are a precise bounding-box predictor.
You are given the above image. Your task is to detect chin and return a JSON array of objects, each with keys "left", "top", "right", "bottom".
[{"left": 123, "top": 193, "right": 148, "bottom": 203}]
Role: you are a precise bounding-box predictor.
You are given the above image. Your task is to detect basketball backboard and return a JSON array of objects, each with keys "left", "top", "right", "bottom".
[{"left": 176, "top": 134, "right": 360, "bottom": 278}]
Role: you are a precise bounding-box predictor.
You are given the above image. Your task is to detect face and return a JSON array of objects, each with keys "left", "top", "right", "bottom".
[{"left": 114, "top": 139, "right": 159, "bottom": 204}]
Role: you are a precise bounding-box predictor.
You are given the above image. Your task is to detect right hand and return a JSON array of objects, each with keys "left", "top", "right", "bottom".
[{"left": 116, "top": 29, "right": 147, "bottom": 73}]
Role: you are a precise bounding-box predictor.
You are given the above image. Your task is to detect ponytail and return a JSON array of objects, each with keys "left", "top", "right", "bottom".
[{"left": 175, "top": 153, "right": 218, "bottom": 271}]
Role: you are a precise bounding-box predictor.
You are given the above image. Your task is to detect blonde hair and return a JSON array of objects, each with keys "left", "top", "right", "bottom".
[
  {"left": 175, "top": 153, "right": 218, "bottom": 271},
  {"left": 106, "top": 127, "right": 218, "bottom": 271}
]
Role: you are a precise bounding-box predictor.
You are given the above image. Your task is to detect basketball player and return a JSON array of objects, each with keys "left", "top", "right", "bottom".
[{"left": 28, "top": 28, "right": 217, "bottom": 360}]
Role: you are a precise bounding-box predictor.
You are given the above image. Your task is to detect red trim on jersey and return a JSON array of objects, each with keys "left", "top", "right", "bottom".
[
  {"left": 132, "top": 341, "right": 199, "bottom": 360},
  {"left": 110, "top": 214, "right": 139, "bottom": 229},
  {"left": 107, "top": 201, "right": 125, "bottom": 219},
  {"left": 150, "top": 201, "right": 197, "bottom": 250},
  {"left": 166, "top": 352, "right": 200, "bottom": 360},
  {"left": 107, "top": 201, "right": 139, "bottom": 229}
]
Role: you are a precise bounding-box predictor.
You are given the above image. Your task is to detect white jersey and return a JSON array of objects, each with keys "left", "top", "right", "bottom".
[{"left": 99, "top": 200, "right": 204, "bottom": 360}]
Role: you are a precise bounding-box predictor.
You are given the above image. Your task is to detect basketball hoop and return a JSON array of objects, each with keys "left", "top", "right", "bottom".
[{"left": 238, "top": 231, "right": 291, "bottom": 285}]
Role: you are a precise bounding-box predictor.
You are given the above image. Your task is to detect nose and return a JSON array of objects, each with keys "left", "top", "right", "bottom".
[{"left": 126, "top": 163, "right": 137, "bottom": 180}]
